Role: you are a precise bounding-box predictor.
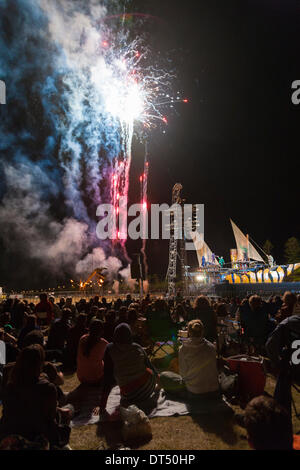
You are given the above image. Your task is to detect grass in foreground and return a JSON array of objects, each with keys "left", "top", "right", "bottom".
[{"left": 65, "top": 372, "right": 300, "bottom": 451}]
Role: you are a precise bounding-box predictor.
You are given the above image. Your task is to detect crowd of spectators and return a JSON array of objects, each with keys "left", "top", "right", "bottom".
[{"left": 0, "top": 290, "right": 299, "bottom": 450}]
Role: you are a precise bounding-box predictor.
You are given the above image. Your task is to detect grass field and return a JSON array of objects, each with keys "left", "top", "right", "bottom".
[
  {"left": 64, "top": 371, "right": 300, "bottom": 451},
  {"left": 1, "top": 360, "right": 299, "bottom": 450}
]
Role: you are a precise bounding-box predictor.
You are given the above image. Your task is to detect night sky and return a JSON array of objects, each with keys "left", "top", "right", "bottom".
[
  {"left": 0, "top": 0, "right": 299, "bottom": 289},
  {"left": 129, "top": 0, "right": 300, "bottom": 277}
]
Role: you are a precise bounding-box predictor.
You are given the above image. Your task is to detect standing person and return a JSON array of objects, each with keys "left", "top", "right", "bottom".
[
  {"left": 76, "top": 319, "right": 108, "bottom": 385},
  {"left": 194, "top": 296, "right": 217, "bottom": 343},
  {"left": 124, "top": 294, "right": 133, "bottom": 308},
  {"left": 34, "top": 293, "right": 54, "bottom": 326}
]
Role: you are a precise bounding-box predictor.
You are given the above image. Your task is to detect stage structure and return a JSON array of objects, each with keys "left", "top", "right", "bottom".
[
  {"left": 166, "top": 184, "right": 199, "bottom": 297},
  {"left": 188, "top": 219, "right": 300, "bottom": 297}
]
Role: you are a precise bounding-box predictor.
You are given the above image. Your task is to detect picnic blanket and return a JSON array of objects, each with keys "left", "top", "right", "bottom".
[{"left": 67, "top": 384, "right": 232, "bottom": 428}]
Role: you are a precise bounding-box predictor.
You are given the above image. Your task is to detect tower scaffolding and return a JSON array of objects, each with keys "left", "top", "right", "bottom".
[{"left": 166, "top": 183, "right": 185, "bottom": 297}]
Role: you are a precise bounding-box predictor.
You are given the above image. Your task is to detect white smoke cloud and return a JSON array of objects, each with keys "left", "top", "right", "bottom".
[
  {"left": 119, "top": 265, "right": 137, "bottom": 291},
  {"left": 0, "top": 160, "right": 89, "bottom": 274},
  {"left": 38, "top": 0, "right": 107, "bottom": 69},
  {"left": 75, "top": 246, "right": 123, "bottom": 280}
]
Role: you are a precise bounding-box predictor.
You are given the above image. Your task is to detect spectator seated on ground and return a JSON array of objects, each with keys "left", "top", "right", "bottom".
[
  {"left": 216, "top": 303, "right": 240, "bottom": 355},
  {"left": 0, "top": 312, "right": 12, "bottom": 329},
  {"left": 159, "top": 319, "right": 220, "bottom": 401},
  {"left": 11, "top": 299, "right": 26, "bottom": 333},
  {"left": 0, "top": 345, "right": 71, "bottom": 449},
  {"left": 46, "top": 309, "right": 72, "bottom": 353},
  {"left": 172, "top": 303, "right": 187, "bottom": 327},
  {"left": 244, "top": 395, "right": 299, "bottom": 450},
  {"left": 0, "top": 327, "right": 19, "bottom": 364},
  {"left": 3, "top": 330, "right": 68, "bottom": 407},
  {"left": 239, "top": 295, "right": 271, "bottom": 350},
  {"left": 103, "top": 310, "right": 117, "bottom": 343},
  {"left": 127, "top": 308, "right": 141, "bottom": 343},
  {"left": 116, "top": 306, "right": 128, "bottom": 326},
  {"left": 18, "top": 314, "right": 40, "bottom": 350},
  {"left": 76, "top": 319, "right": 108, "bottom": 385},
  {"left": 64, "top": 313, "right": 88, "bottom": 370},
  {"left": 65, "top": 297, "right": 78, "bottom": 319},
  {"left": 97, "top": 308, "right": 107, "bottom": 321},
  {"left": 98, "top": 323, "right": 158, "bottom": 416},
  {"left": 276, "top": 291, "right": 297, "bottom": 323},
  {"left": 193, "top": 296, "right": 217, "bottom": 343}
]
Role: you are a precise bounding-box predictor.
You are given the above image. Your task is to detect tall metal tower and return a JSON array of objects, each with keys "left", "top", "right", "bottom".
[{"left": 166, "top": 183, "right": 186, "bottom": 297}]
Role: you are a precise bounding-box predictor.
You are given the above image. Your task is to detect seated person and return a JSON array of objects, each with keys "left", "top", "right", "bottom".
[
  {"left": 0, "top": 328, "right": 19, "bottom": 364},
  {"left": 160, "top": 319, "right": 220, "bottom": 400},
  {"left": 127, "top": 308, "right": 141, "bottom": 343},
  {"left": 0, "top": 345, "right": 71, "bottom": 449},
  {"left": 76, "top": 319, "right": 108, "bottom": 385},
  {"left": 18, "top": 314, "right": 40, "bottom": 350},
  {"left": 240, "top": 295, "right": 270, "bottom": 348},
  {"left": 3, "top": 336, "right": 67, "bottom": 407},
  {"left": 193, "top": 296, "right": 217, "bottom": 343},
  {"left": 103, "top": 310, "right": 116, "bottom": 343},
  {"left": 99, "top": 324, "right": 158, "bottom": 414},
  {"left": 64, "top": 313, "right": 88, "bottom": 370},
  {"left": 244, "top": 395, "right": 298, "bottom": 450},
  {"left": 116, "top": 306, "right": 128, "bottom": 326},
  {"left": 46, "top": 309, "right": 72, "bottom": 352},
  {"left": 276, "top": 291, "right": 297, "bottom": 323}
]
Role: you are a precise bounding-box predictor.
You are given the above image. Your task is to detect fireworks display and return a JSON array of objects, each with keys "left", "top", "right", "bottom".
[
  {"left": 0, "top": 1, "right": 187, "bottom": 288},
  {"left": 90, "top": 19, "right": 188, "bottom": 256}
]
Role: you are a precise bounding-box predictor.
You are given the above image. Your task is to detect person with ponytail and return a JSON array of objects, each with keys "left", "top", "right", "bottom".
[{"left": 76, "top": 319, "right": 108, "bottom": 385}]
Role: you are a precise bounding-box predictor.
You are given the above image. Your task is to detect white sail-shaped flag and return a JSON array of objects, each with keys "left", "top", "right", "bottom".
[
  {"left": 230, "top": 220, "right": 264, "bottom": 262},
  {"left": 190, "top": 231, "right": 219, "bottom": 267}
]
